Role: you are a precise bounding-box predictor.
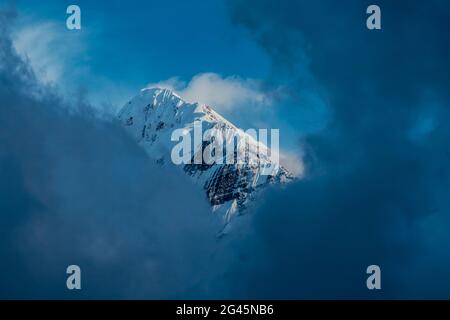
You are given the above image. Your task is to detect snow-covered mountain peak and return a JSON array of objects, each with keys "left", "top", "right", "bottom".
[{"left": 118, "top": 88, "right": 293, "bottom": 224}]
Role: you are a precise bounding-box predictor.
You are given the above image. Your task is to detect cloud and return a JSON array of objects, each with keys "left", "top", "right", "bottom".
[
  {"left": 11, "top": 17, "right": 135, "bottom": 113},
  {"left": 4, "top": 1, "right": 450, "bottom": 299},
  {"left": 12, "top": 19, "right": 89, "bottom": 85},
  {"left": 279, "top": 150, "right": 304, "bottom": 177},
  {"left": 148, "top": 72, "right": 274, "bottom": 112},
  {"left": 0, "top": 10, "right": 218, "bottom": 299},
  {"left": 211, "top": 0, "right": 450, "bottom": 298}
]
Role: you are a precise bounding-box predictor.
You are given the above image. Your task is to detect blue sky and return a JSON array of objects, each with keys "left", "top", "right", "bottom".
[
  {"left": 10, "top": 0, "right": 315, "bottom": 173},
  {"left": 14, "top": 0, "right": 271, "bottom": 99}
]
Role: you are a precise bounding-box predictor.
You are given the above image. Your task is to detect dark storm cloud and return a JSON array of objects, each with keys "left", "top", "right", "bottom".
[
  {"left": 2, "top": 1, "right": 450, "bottom": 299},
  {"left": 0, "top": 10, "right": 217, "bottom": 299},
  {"left": 215, "top": 0, "right": 450, "bottom": 298}
]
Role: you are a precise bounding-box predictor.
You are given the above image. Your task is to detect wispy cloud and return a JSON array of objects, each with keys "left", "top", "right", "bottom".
[
  {"left": 12, "top": 21, "right": 87, "bottom": 85},
  {"left": 11, "top": 18, "right": 134, "bottom": 113},
  {"left": 147, "top": 72, "right": 275, "bottom": 112}
]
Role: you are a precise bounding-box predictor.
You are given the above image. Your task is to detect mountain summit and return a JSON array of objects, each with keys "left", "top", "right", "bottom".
[{"left": 118, "top": 88, "right": 293, "bottom": 223}]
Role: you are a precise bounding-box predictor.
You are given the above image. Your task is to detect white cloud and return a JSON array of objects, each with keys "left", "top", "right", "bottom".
[
  {"left": 280, "top": 151, "right": 305, "bottom": 177},
  {"left": 11, "top": 20, "right": 135, "bottom": 112},
  {"left": 12, "top": 21, "right": 87, "bottom": 85},
  {"left": 147, "top": 73, "right": 273, "bottom": 112}
]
